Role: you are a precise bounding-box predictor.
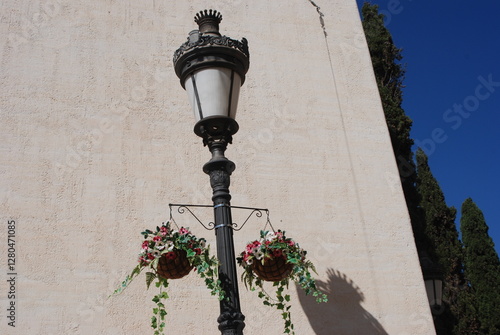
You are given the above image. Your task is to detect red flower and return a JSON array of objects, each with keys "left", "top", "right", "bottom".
[
  {"left": 273, "top": 249, "right": 283, "bottom": 258},
  {"left": 165, "top": 251, "right": 177, "bottom": 260},
  {"left": 142, "top": 241, "right": 150, "bottom": 249},
  {"left": 160, "top": 226, "right": 168, "bottom": 236},
  {"left": 194, "top": 248, "right": 202, "bottom": 255},
  {"left": 147, "top": 253, "right": 155, "bottom": 260},
  {"left": 153, "top": 236, "right": 162, "bottom": 242}
]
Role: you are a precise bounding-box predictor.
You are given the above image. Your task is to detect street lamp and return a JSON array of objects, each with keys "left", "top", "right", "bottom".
[
  {"left": 173, "top": 9, "right": 249, "bottom": 335},
  {"left": 420, "top": 253, "right": 444, "bottom": 316}
]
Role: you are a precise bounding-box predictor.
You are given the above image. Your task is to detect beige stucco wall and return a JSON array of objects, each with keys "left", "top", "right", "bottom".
[{"left": 0, "top": 0, "right": 435, "bottom": 334}]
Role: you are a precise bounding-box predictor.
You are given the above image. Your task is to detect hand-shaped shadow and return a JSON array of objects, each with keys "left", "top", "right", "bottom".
[{"left": 297, "top": 268, "right": 388, "bottom": 335}]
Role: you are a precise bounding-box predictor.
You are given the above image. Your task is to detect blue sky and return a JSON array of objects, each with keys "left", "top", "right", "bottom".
[{"left": 355, "top": 1, "right": 500, "bottom": 253}]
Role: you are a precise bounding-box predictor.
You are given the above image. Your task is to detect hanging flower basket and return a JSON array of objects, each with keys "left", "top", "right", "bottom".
[
  {"left": 251, "top": 255, "right": 293, "bottom": 282},
  {"left": 157, "top": 249, "right": 193, "bottom": 279},
  {"left": 110, "top": 222, "right": 223, "bottom": 335},
  {"left": 237, "top": 229, "right": 328, "bottom": 335}
]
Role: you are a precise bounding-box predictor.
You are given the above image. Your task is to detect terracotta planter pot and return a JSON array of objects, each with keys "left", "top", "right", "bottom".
[
  {"left": 156, "top": 250, "right": 193, "bottom": 279},
  {"left": 252, "top": 256, "right": 293, "bottom": 282}
]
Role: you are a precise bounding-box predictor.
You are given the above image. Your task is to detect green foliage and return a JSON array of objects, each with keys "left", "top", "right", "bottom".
[
  {"left": 461, "top": 198, "right": 500, "bottom": 334},
  {"left": 146, "top": 272, "right": 157, "bottom": 289},
  {"left": 361, "top": 3, "right": 413, "bottom": 159},
  {"left": 416, "top": 149, "right": 480, "bottom": 334},
  {"left": 151, "top": 284, "right": 169, "bottom": 335},
  {"left": 109, "top": 264, "right": 143, "bottom": 297},
  {"left": 416, "top": 149, "right": 461, "bottom": 269}
]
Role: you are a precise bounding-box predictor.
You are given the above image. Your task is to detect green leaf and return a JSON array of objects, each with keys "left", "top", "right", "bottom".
[
  {"left": 130, "top": 264, "right": 142, "bottom": 278},
  {"left": 146, "top": 272, "right": 157, "bottom": 290}
]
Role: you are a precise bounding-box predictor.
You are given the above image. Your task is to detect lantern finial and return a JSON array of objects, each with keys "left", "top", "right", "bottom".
[{"left": 194, "top": 9, "right": 222, "bottom": 35}]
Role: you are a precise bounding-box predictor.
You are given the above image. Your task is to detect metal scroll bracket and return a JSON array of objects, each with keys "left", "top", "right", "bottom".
[{"left": 168, "top": 203, "right": 275, "bottom": 232}]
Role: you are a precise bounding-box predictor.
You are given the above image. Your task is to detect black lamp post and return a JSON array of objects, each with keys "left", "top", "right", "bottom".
[{"left": 173, "top": 9, "right": 249, "bottom": 335}]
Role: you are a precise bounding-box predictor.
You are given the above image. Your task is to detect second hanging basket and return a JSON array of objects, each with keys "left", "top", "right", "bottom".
[
  {"left": 156, "top": 250, "right": 193, "bottom": 279},
  {"left": 252, "top": 255, "right": 293, "bottom": 282}
]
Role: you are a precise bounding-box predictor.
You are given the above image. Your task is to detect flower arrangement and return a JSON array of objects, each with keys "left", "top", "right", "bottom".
[
  {"left": 111, "top": 222, "right": 223, "bottom": 335},
  {"left": 237, "top": 229, "right": 328, "bottom": 334}
]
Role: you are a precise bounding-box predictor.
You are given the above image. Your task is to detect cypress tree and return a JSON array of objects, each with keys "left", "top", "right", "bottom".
[
  {"left": 361, "top": 3, "right": 481, "bottom": 333},
  {"left": 416, "top": 149, "right": 480, "bottom": 334},
  {"left": 361, "top": 3, "right": 411, "bottom": 155},
  {"left": 461, "top": 198, "right": 500, "bottom": 334}
]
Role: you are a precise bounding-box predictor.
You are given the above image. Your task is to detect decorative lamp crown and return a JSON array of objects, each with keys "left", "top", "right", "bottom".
[{"left": 194, "top": 9, "right": 222, "bottom": 35}]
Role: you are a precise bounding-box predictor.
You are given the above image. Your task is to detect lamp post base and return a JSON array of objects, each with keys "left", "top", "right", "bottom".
[{"left": 218, "top": 311, "right": 245, "bottom": 334}]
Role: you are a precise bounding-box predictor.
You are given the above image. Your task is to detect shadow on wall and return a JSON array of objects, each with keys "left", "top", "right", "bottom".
[{"left": 297, "top": 268, "right": 388, "bottom": 335}]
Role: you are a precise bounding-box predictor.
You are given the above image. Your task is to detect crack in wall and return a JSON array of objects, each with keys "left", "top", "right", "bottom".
[
  {"left": 307, "top": 0, "right": 385, "bottom": 317},
  {"left": 308, "top": 0, "right": 327, "bottom": 37}
]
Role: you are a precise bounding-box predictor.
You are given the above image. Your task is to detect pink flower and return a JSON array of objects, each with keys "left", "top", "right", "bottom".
[
  {"left": 242, "top": 252, "right": 250, "bottom": 262},
  {"left": 142, "top": 241, "right": 150, "bottom": 249},
  {"left": 287, "top": 240, "right": 295, "bottom": 246},
  {"left": 276, "top": 231, "right": 283, "bottom": 241},
  {"left": 253, "top": 241, "right": 261, "bottom": 247},
  {"left": 147, "top": 253, "right": 155, "bottom": 260},
  {"left": 179, "top": 227, "right": 190, "bottom": 235},
  {"left": 153, "top": 236, "right": 162, "bottom": 242},
  {"left": 246, "top": 244, "right": 255, "bottom": 253},
  {"left": 160, "top": 226, "right": 168, "bottom": 236}
]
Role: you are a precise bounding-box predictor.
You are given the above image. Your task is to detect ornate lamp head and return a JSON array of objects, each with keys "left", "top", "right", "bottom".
[{"left": 173, "top": 9, "right": 250, "bottom": 144}]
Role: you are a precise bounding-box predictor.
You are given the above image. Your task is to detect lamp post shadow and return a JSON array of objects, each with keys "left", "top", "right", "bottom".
[{"left": 297, "top": 268, "right": 388, "bottom": 335}]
